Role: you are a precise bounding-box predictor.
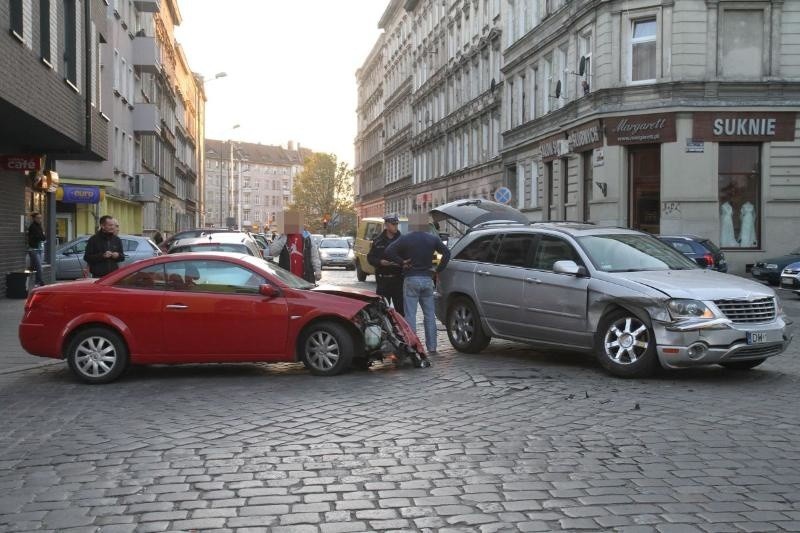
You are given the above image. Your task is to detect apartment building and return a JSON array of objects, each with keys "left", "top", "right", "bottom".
[
  {"left": 0, "top": 0, "right": 108, "bottom": 295},
  {"left": 354, "top": 35, "right": 386, "bottom": 218},
  {"left": 501, "top": 0, "right": 800, "bottom": 272},
  {"left": 55, "top": 0, "right": 203, "bottom": 242},
  {"left": 205, "top": 140, "right": 309, "bottom": 231}
]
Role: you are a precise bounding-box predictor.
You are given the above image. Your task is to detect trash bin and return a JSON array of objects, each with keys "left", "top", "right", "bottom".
[{"left": 6, "top": 271, "right": 30, "bottom": 299}]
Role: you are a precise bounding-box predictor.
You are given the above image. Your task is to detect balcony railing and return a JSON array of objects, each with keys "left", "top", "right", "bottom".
[{"left": 132, "top": 35, "right": 161, "bottom": 74}]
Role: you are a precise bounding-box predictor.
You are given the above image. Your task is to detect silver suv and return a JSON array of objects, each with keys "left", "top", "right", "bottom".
[{"left": 432, "top": 200, "right": 794, "bottom": 377}]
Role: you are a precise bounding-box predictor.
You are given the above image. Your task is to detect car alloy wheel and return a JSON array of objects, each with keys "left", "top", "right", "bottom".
[
  {"left": 66, "top": 327, "right": 129, "bottom": 384},
  {"left": 447, "top": 297, "right": 490, "bottom": 353},
  {"left": 596, "top": 310, "right": 657, "bottom": 378},
  {"left": 300, "top": 322, "right": 354, "bottom": 376}
]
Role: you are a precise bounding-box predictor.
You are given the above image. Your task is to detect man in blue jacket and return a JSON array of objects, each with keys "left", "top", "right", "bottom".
[{"left": 384, "top": 213, "right": 450, "bottom": 354}]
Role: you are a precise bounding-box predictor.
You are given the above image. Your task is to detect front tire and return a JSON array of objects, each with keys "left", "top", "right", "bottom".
[
  {"left": 596, "top": 310, "right": 658, "bottom": 378},
  {"left": 66, "top": 327, "right": 129, "bottom": 384},
  {"left": 299, "top": 322, "right": 354, "bottom": 376},
  {"left": 446, "top": 297, "right": 490, "bottom": 353},
  {"left": 720, "top": 358, "right": 766, "bottom": 370},
  {"left": 356, "top": 260, "right": 367, "bottom": 282}
]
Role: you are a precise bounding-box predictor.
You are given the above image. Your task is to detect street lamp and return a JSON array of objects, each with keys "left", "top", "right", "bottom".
[{"left": 227, "top": 125, "right": 241, "bottom": 228}]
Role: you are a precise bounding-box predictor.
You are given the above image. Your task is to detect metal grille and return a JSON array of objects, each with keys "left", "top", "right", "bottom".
[
  {"left": 714, "top": 297, "right": 776, "bottom": 324},
  {"left": 727, "top": 344, "right": 784, "bottom": 360}
]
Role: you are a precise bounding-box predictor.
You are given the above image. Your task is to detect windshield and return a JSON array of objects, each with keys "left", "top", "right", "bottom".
[
  {"left": 320, "top": 239, "right": 349, "bottom": 248},
  {"left": 244, "top": 257, "right": 314, "bottom": 289},
  {"left": 578, "top": 234, "right": 698, "bottom": 272}
]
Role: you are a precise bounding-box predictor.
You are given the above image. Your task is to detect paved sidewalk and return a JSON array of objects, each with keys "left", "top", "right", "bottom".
[{"left": 0, "top": 297, "right": 59, "bottom": 375}]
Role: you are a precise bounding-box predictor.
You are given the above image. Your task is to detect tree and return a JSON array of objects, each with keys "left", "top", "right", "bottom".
[{"left": 290, "top": 153, "right": 356, "bottom": 234}]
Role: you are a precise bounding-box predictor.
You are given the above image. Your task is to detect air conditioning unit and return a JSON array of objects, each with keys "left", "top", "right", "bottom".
[{"left": 132, "top": 173, "right": 160, "bottom": 202}]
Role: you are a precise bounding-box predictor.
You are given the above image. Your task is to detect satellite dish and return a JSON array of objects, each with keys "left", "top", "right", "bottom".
[
  {"left": 579, "top": 56, "right": 588, "bottom": 76},
  {"left": 490, "top": 78, "right": 496, "bottom": 92},
  {"left": 555, "top": 80, "right": 562, "bottom": 99}
]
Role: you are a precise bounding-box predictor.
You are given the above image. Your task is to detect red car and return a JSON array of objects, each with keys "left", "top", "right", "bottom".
[{"left": 19, "top": 252, "right": 428, "bottom": 384}]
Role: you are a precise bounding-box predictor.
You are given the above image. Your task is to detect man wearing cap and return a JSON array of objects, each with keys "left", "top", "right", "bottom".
[{"left": 367, "top": 214, "right": 404, "bottom": 316}]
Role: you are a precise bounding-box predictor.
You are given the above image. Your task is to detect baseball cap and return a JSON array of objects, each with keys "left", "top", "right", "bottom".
[{"left": 383, "top": 214, "right": 400, "bottom": 224}]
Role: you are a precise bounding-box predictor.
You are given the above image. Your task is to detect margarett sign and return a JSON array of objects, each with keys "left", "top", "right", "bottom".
[{"left": 605, "top": 114, "right": 676, "bottom": 146}]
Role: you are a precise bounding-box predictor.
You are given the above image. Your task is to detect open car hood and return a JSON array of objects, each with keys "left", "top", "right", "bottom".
[
  {"left": 311, "top": 284, "right": 380, "bottom": 302},
  {"left": 430, "top": 199, "right": 529, "bottom": 229}
]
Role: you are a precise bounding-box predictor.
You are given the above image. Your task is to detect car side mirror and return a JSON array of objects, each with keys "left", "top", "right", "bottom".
[
  {"left": 259, "top": 284, "right": 280, "bottom": 298},
  {"left": 554, "top": 260, "right": 588, "bottom": 277}
]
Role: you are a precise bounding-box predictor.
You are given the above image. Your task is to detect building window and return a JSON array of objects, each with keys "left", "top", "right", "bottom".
[
  {"left": 582, "top": 152, "right": 593, "bottom": 222},
  {"left": 530, "top": 160, "right": 539, "bottom": 209},
  {"left": 631, "top": 19, "right": 657, "bottom": 83},
  {"left": 545, "top": 161, "right": 553, "bottom": 221},
  {"left": 718, "top": 144, "right": 760, "bottom": 249},
  {"left": 721, "top": 10, "right": 764, "bottom": 78},
  {"left": 64, "top": 0, "right": 77, "bottom": 85},
  {"left": 578, "top": 32, "right": 592, "bottom": 96},
  {"left": 40, "top": 0, "right": 51, "bottom": 61},
  {"left": 10, "top": 0, "right": 23, "bottom": 37}
]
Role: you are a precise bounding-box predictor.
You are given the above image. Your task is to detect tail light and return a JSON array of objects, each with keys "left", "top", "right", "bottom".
[
  {"left": 703, "top": 253, "right": 715, "bottom": 268},
  {"left": 24, "top": 292, "right": 43, "bottom": 313}
]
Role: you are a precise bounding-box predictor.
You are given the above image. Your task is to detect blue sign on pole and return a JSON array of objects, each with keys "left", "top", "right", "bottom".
[
  {"left": 57, "top": 185, "right": 102, "bottom": 204},
  {"left": 494, "top": 186, "right": 512, "bottom": 204}
]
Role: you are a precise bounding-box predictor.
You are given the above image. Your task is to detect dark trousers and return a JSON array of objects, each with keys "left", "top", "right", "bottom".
[{"left": 377, "top": 275, "right": 404, "bottom": 317}]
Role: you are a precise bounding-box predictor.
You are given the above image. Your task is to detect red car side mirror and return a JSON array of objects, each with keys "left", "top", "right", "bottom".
[{"left": 259, "top": 284, "right": 279, "bottom": 298}]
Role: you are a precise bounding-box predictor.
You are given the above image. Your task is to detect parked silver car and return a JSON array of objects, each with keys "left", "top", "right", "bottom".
[
  {"left": 168, "top": 232, "right": 264, "bottom": 259},
  {"left": 319, "top": 238, "right": 355, "bottom": 269},
  {"left": 432, "top": 200, "right": 794, "bottom": 377},
  {"left": 55, "top": 234, "right": 162, "bottom": 279}
]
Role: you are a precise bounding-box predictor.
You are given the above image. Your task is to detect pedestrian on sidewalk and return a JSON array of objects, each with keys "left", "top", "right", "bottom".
[
  {"left": 368, "top": 213, "right": 404, "bottom": 316},
  {"left": 384, "top": 212, "right": 450, "bottom": 354},
  {"left": 26, "top": 212, "right": 46, "bottom": 287},
  {"left": 83, "top": 215, "right": 125, "bottom": 278}
]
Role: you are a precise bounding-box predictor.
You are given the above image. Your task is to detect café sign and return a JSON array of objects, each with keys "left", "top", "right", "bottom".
[
  {"left": 605, "top": 113, "right": 676, "bottom": 146},
  {"left": 693, "top": 112, "right": 796, "bottom": 142},
  {"left": 1, "top": 155, "right": 42, "bottom": 172}
]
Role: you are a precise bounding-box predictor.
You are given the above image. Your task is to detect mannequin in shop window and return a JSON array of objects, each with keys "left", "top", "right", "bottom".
[
  {"left": 739, "top": 201, "right": 757, "bottom": 248},
  {"left": 720, "top": 201, "right": 738, "bottom": 247}
]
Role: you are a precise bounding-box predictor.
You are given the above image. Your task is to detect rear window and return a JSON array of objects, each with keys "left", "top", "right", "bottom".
[
  {"left": 699, "top": 239, "right": 721, "bottom": 254},
  {"left": 455, "top": 235, "right": 500, "bottom": 262},
  {"left": 666, "top": 241, "right": 695, "bottom": 254},
  {"left": 172, "top": 243, "right": 249, "bottom": 254}
]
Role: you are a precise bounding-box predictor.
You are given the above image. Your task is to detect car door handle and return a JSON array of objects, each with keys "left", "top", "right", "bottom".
[
  {"left": 477, "top": 270, "right": 491, "bottom": 276},
  {"left": 525, "top": 277, "right": 542, "bottom": 284},
  {"left": 165, "top": 304, "right": 188, "bottom": 309}
]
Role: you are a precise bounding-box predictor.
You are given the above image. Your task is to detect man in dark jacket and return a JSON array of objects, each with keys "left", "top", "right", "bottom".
[
  {"left": 385, "top": 213, "right": 451, "bottom": 354},
  {"left": 84, "top": 215, "right": 125, "bottom": 278},
  {"left": 367, "top": 214, "right": 404, "bottom": 316},
  {"left": 27, "top": 212, "right": 46, "bottom": 286}
]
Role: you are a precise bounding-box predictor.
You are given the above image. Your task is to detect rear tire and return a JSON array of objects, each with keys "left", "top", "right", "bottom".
[
  {"left": 720, "top": 358, "right": 766, "bottom": 371},
  {"left": 595, "top": 310, "right": 658, "bottom": 378},
  {"left": 356, "top": 260, "right": 367, "bottom": 282},
  {"left": 299, "top": 322, "right": 354, "bottom": 376},
  {"left": 66, "top": 327, "right": 129, "bottom": 384},
  {"left": 446, "top": 297, "right": 490, "bottom": 353}
]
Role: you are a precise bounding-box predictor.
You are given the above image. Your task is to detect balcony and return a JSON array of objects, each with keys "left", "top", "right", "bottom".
[
  {"left": 132, "top": 173, "right": 160, "bottom": 202},
  {"left": 132, "top": 36, "right": 161, "bottom": 74},
  {"left": 133, "top": 0, "right": 160, "bottom": 12},
  {"left": 133, "top": 104, "right": 160, "bottom": 134}
]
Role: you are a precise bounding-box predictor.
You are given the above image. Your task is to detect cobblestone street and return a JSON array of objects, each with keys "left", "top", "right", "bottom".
[{"left": 1, "top": 269, "right": 799, "bottom": 532}]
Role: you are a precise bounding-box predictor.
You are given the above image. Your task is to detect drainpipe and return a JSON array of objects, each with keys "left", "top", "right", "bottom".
[{"left": 83, "top": 0, "right": 92, "bottom": 153}]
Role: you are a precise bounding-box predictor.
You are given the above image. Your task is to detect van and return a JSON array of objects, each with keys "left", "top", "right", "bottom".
[
  {"left": 353, "top": 217, "right": 408, "bottom": 281},
  {"left": 353, "top": 216, "right": 446, "bottom": 281}
]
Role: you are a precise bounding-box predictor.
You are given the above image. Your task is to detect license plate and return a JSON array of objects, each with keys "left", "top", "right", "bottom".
[
  {"left": 751, "top": 268, "right": 761, "bottom": 276},
  {"left": 746, "top": 330, "right": 782, "bottom": 345}
]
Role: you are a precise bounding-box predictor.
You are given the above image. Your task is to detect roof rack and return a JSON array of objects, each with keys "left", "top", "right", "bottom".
[
  {"left": 469, "top": 220, "right": 531, "bottom": 232},
  {"left": 531, "top": 220, "right": 596, "bottom": 225}
]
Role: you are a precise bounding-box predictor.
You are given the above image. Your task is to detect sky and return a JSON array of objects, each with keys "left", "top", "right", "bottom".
[{"left": 174, "top": 0, "right": 388, "bottom": 169}]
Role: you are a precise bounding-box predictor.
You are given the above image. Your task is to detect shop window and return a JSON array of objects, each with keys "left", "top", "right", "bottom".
[
  {"left": 631, "top": 19, "right": 657, "bottom": 83},
  {"left": 718, "top": 144, "right": 760, "bottom": 249}
]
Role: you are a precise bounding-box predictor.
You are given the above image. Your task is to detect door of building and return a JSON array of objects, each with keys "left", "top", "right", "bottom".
[
  {"left": 628, "top": 145, "right": 660, "bottom": 234},
  {"left": 55, "top": 213, "right": 74, "bottom": 246}
]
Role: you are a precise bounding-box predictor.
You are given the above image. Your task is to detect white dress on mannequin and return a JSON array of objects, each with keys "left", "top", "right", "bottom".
[
  {"left": 720, "top": 201, "right": 737, "bottom": 247},
  {"left": 739, "top": 201, "right": 757, "bottom": 247}
]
